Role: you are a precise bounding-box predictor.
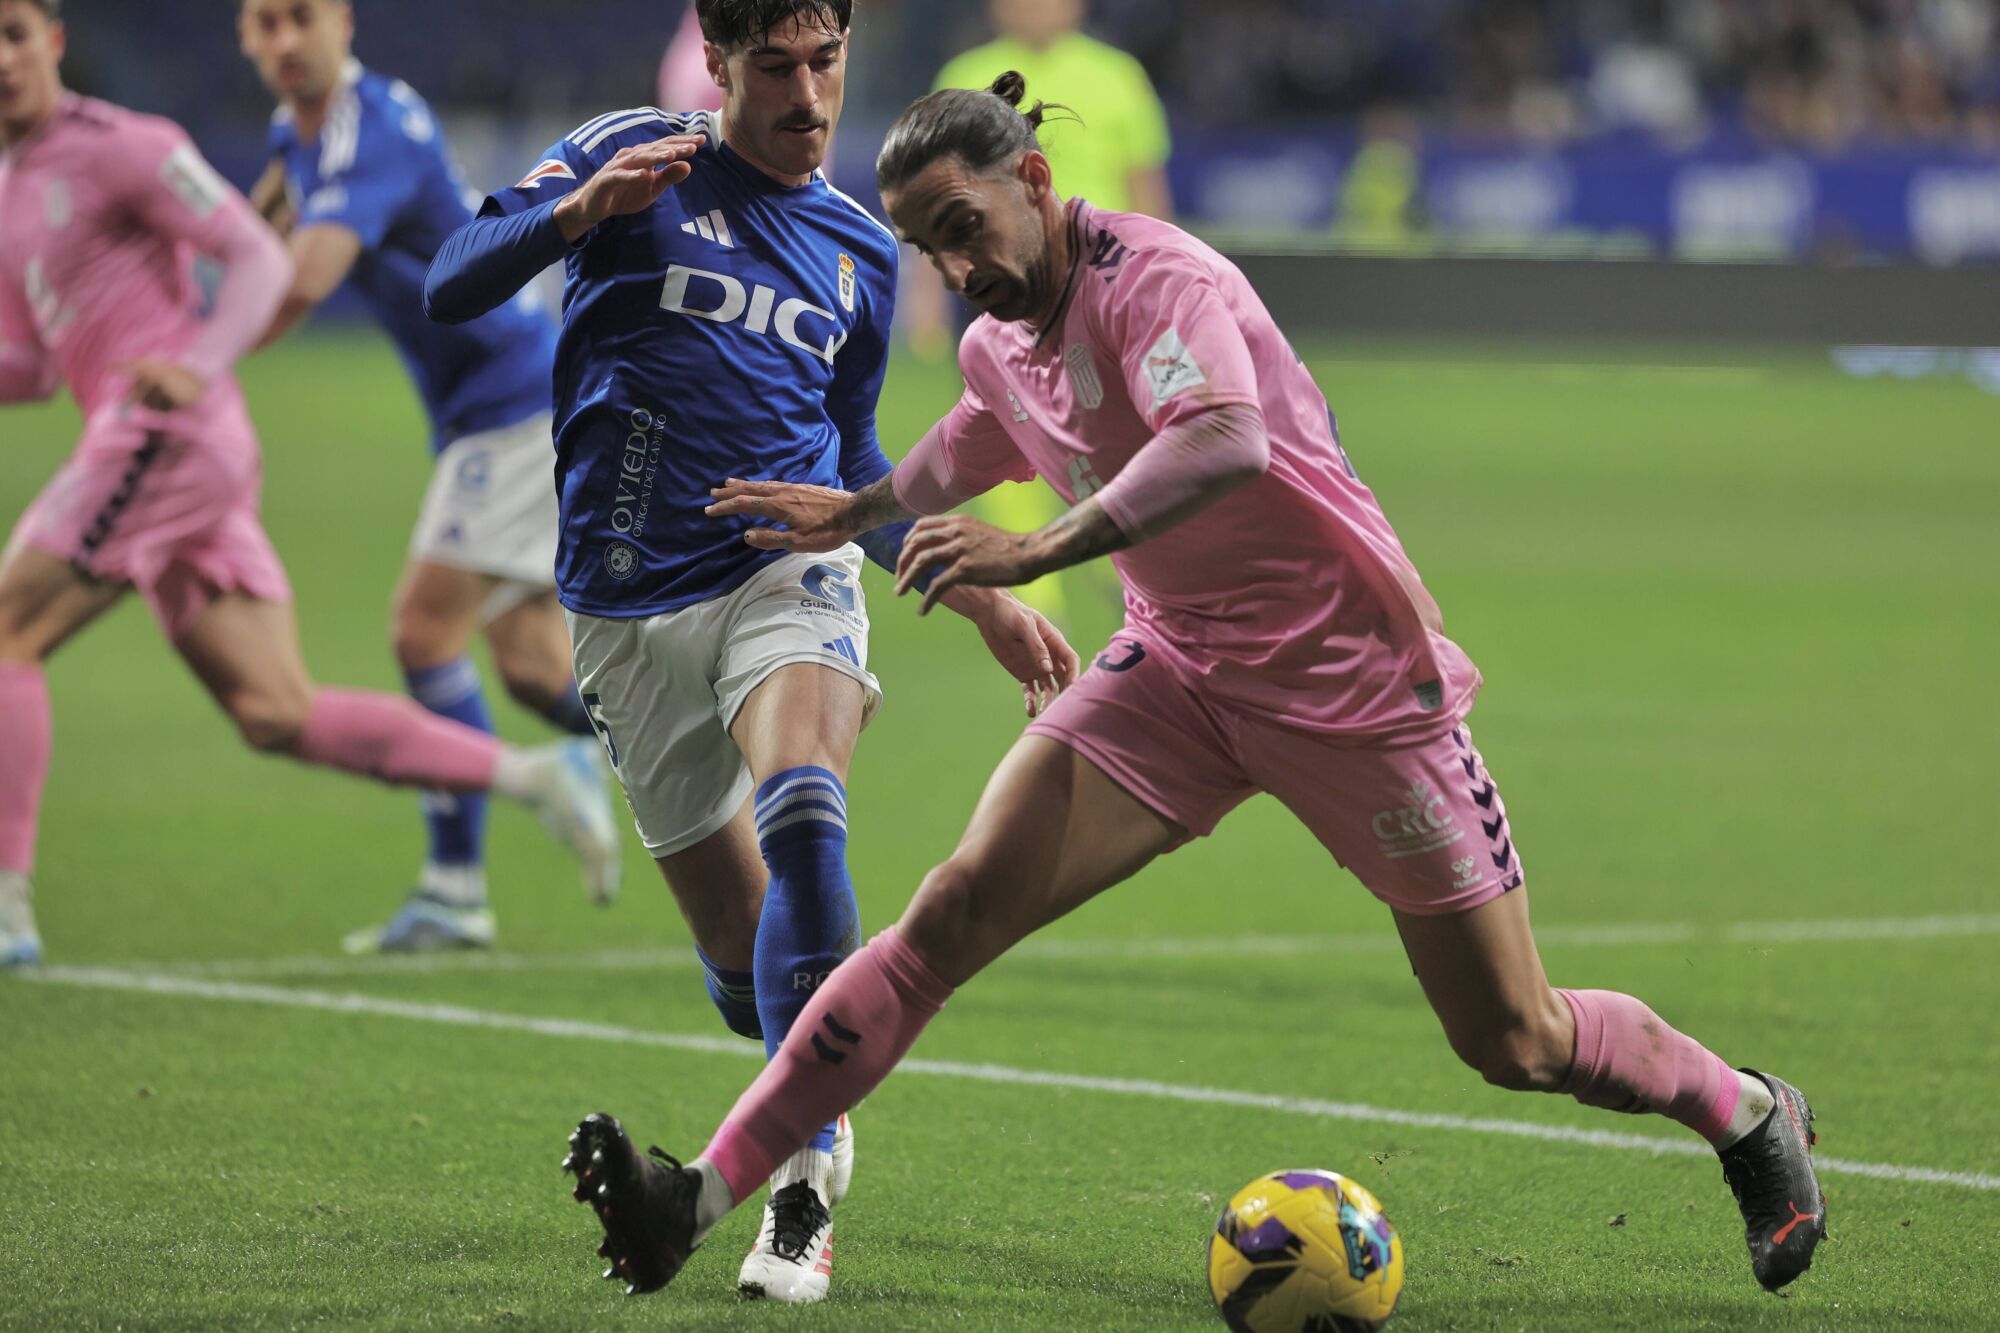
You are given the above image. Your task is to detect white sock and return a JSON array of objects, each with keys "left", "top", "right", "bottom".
[
  {"left": 1715, "top": 1071, "right": 1776, "bottom": 1150},
  {"left": 419, "top": 862, "right": 489, "bottom": 909},
  {"left": 0, "top": 871, "right": 32, "bottom": 934},
  {"left": 488, "top": 746, "right": 543, "bottom": 803},
  {"left": 690, "top": 1157, "right": 735, "bottom": 1246}
]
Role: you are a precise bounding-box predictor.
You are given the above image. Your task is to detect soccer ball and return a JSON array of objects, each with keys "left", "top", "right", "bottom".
[{"left": 1207, "top": 1169, "right": 1404, "bottom": 1332}]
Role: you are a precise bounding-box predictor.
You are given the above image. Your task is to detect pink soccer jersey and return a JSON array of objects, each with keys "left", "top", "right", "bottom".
[
  {"left": 0, "top": 94, "right": 271, "bottom": 420},
  {"left": 2, "top": 95, "right": 293, "bottom": 637},
  {"left": 899, "top": 201, "right": 1479, "bottom": 741}
]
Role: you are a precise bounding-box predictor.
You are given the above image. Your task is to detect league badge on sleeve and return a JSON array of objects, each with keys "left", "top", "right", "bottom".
[
  {"left": 516, "top": 160, "right": 578, "bottom": 190},
  {"left": 837, "top": 253, "right": 857, "bottom": 313},
  {"left": 1144, "top": 327, "right": 1208, "bottom": 408}
]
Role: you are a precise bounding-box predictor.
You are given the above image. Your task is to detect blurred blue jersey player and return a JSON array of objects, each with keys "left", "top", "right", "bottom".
[
  {"left": 424, "top": 0, "right": 1074, "bottom": 1304},
  {"left": 238, "top": 0, "right": 618, "bottom": 952}
]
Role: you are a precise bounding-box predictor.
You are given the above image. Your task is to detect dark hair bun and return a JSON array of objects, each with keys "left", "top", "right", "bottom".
[{"left": 988, "top": 71, "right": 1028, "bottom": 107}]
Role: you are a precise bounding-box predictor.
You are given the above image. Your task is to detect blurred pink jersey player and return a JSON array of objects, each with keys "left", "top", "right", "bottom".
[
  {"left": 0, "top": 0, "right": 615, "bottom": 967},
  {"left": 657, "top": 6, "right": 724, "bottom": 114},
  {"left": 583, "top": 77, "right": 1825, "bottom": 1303}
]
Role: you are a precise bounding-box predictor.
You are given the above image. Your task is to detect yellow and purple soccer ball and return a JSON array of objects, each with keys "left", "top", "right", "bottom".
[{"left": 1207, "top": 1169, "right": 1404, "bottom": 1332}]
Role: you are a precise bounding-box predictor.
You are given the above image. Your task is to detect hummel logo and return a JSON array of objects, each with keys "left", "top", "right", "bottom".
[
  {"left": 810, "top": 1010, "right": 863, "bottom": 1065},
  {"left": 680, "top": 208, "right": 735, "bottom": 249}
]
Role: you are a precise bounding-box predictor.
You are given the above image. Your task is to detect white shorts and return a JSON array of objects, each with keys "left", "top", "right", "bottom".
[
  {"left": 409, "top": 413, "right": 561, "bottom": 600},
  {"left": 565, "top": 546, "right": 883, "bottom": 857}
]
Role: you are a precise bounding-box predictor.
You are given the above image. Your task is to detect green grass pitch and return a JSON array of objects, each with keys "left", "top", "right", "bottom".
[{"left": 2, "top": 332, "right": 1996, "bottom": 1329}]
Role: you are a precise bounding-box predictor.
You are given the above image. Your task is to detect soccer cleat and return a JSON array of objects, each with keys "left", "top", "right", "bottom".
[
  {"left": 738, "top": 1145, "right": 835, "bottom": 1303},
  {"left": 829, "top": 1112, "right": 854, "bottom": 1207},
  {"left": 563, "top": 1112, "right": 702, "bottom": 1295},
  {"left": 0, "top": 874, "right": 40, "bottom": 969},
  {"left": 341, "top": 891, "right": 497, "bottom": 955},
  {"left": 521, "top": 740, "right": 622, "bottom": 906},
  {"left": 1718, "top": 1069, "right": 1826, "bottom": 1292}
]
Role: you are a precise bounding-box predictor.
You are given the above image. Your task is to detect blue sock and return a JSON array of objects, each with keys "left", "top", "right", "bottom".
[
  {"left": 403, "top": 658, "right": 492, "bottom": 876},
  {"left": 540, "top": 679, "right": 596, "bottom": 739},
  {"left": 697, "top": 945, "right": 761, "bottom": 1040},
  {"left": 752, "top": 765, "right": 860, "bottom": 1156}
]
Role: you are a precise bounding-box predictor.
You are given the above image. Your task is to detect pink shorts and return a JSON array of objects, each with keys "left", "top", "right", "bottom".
[
  {"left": 1026, "top": 626, "right": 1525, "bottom": 916},
  {"left": 11, "top": 393, "right": 291, "bottom": 642}
]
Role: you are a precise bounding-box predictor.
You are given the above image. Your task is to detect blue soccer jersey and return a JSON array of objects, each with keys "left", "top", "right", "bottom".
[
  {"left": 459, "top": 107, "right": 902, "bottom": 619},
  {"left": 270, "top": 59, "right": 556, "bottom": 449}
]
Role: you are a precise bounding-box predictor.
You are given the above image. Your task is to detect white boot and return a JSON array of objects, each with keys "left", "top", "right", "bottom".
[{"left": 738, "top": 1142, "right": 835, "bottom": 1303}]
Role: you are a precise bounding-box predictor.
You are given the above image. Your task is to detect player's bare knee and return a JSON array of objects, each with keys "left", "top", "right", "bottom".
[
  {"left": 496, "top": 659, "right": 563, "bottom": 715},
  {"left": 226, "top": 686, "right": 313, "bottom": 754}
]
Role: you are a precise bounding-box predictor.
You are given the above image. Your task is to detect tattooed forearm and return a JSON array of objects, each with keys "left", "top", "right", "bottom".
[
  {"left": 846, "top": 475, "right": 917, "bottom": 536},
  {"left": 1024, "top": 497, "right": 1131, "bottom": 579}
]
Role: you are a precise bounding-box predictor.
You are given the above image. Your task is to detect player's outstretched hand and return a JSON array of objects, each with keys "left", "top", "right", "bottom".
[
  {"left": 707, "top": 478, "right": 859, "bottom": 552},
  {"left": 965, "top": 593, "right": 1080, "bottom": 718},
  {"left": 895, "top": 514, "right": 1051, "bottom": 616},
  {"left": 120, "top": 359, "right": 207, "bottom": 412},
  {"left": 555, "top": 134, "right": 705, "bottom": 240}
]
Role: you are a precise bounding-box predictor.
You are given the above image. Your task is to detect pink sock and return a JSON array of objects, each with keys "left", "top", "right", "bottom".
[
  {"left": 1559, "top": 988, "right": 1740, "bottom": 1144},
  {"left": 703, "top": 927, "right": 954, "bottom": 1201},
  {"left": 0, "top": 664, "right": 52, "bottom": 875},
  {"left": 294, "top": 688, "right": 501, "bottom": 792}
]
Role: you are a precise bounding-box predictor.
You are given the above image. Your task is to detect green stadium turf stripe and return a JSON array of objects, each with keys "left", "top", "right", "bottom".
[
  {"left": 24, "top": 964, "right": 2000, "bottom": 1194},
  {"left": 129, "top": 911, "right": 2000, "bottom": 979}
]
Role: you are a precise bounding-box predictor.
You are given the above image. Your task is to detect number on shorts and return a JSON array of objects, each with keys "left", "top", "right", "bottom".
[{"left": 580, "top": 691, "right": 620, "bottom": 770}]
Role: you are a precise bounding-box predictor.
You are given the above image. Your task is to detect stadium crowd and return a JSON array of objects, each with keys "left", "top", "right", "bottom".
[{"left": 52, "top": 0, "right": 2000, "bottom": 150}]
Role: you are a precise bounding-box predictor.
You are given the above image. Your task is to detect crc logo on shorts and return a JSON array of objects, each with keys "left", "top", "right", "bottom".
[
  {"left": 603, "top": 541, "right": 640, "bottom": 580},
  {"left": 1372, "top": 777, "right": 1465, "bottom": 860},
  {"left": 801, "top": 562, "right": 857, "bottom": 614}
]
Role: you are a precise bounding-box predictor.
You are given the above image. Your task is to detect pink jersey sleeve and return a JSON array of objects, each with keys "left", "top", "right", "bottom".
[
  {"left": 1101, "top": 252, "right": 1263, "bottom": 434},
  {"left": 1087, "top": 251, "right": 1272, "bottom": 543},
  {"left": 892, "top": 380, "right": 1037, "bottom": 515},
  {"left": 117, "top": 119, "right": 291, "bottom": 382}
]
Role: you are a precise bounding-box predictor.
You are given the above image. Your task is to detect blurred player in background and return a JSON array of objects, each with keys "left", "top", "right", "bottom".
[
  {"left": 0, "top": 0, "right": 616, "bottom": 968},
  {"left": 659, "top": 5, "right": 725, "bottom": 115},
  {"left": 573, "top": 74, "right": 1828, "bottom": 1302},
  {"left": 237, "top": 0, "right": 620, "bottom": 952},
  {"left": 908, "top": 0, "right": 1173, "bottom": 621},
  {"left": 424, "top": 0, "right": 1073, "bottom": 1303}
]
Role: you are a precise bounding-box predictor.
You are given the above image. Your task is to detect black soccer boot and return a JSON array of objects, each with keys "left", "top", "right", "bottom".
[
  {"left": 563, "top": 1112, "right": 703, "bottom": 1295},
  {"left": 1717, "top": 1070, "right": 1826, "bottom": 1292}
]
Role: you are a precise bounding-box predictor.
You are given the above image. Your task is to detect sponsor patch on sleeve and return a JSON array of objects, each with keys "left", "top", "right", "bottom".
[
  {"left": 515, "top": 160, "right": 578, "bottom": 190},
  {"left": 1142, "top": 327, "right": 1207, "bottom": 409},
  {"left": 159, "top": 142, "right": 229, "bottom": 220}
]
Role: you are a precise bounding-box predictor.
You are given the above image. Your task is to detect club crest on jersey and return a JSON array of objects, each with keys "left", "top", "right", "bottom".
[
  {"left": 42, "top": 178, "right": 71, "bottom": 229},
  {"left": 836, "top": 253, "right": 858, "bottom": 312},
  {"left": 516, "top": 160, "right": 577, "bottom": 190}
]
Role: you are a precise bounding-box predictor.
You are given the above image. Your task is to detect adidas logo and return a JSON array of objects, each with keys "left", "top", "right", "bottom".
[
  {"left": 822, "top": 636, "right": 860, "bottom": 666},
  {"left": 680, "top": 208, "right": 735, "bottom": 249}
]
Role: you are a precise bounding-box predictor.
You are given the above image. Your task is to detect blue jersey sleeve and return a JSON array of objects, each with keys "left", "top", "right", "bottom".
[
  {"left": 294, "top": 101, "right": 418, "bottom": 249},
  {"left": 426, "top": 137, "right": 590, "bottom": 325},
  {"left": 482, "top": 136, "right": 590, "bottom": 220}
]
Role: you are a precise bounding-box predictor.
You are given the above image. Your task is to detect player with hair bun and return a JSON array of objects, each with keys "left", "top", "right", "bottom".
[{"left": 574, "top": 72, "right": 1827, "bottom": 1303}]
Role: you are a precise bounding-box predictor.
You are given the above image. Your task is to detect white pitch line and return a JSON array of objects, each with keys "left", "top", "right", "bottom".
[
  {"left": 23, "top": 965, "right": 2000, "bottom": 1194},
  {"left": 133, "top": 912, "right": 2000, "bottom": 980}
]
